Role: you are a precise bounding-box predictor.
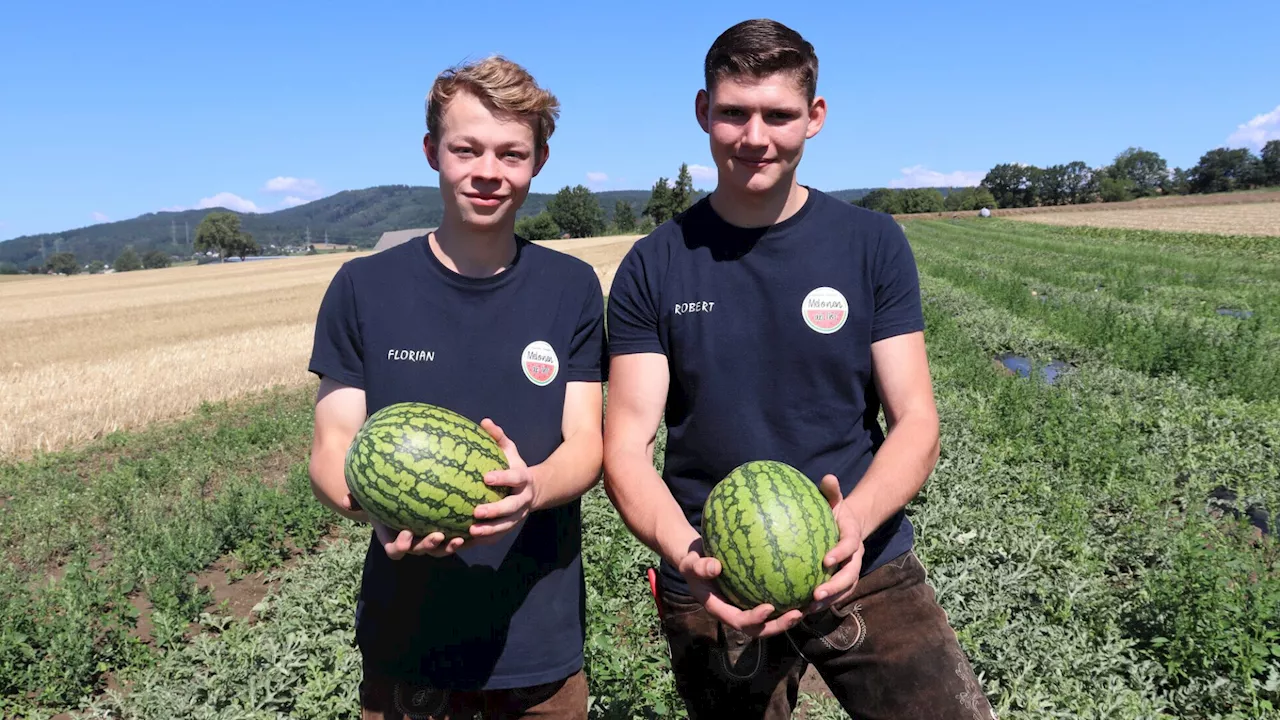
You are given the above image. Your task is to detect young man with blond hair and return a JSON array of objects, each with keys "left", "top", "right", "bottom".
[
  {"left": 308, "top": 56, "right": 604, "bottom": 719},
  {"left": 603, "top": 19, "right": 996, "bottom": 719}
]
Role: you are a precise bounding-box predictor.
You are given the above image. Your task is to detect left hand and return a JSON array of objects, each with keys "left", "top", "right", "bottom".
[
  {"left": 469, "top": 418, "right": 539, "bottom": 545},
  {"left": 805, "top": 474, "right": 865, "bottom": 615}
]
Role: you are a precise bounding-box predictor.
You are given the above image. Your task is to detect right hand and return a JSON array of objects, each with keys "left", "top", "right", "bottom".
[
  {"left": 372, "top": 520, "right": 466, "bottom": 560},
  {"left": 677, "top": 538, "right": 805, "bottom": 638}
]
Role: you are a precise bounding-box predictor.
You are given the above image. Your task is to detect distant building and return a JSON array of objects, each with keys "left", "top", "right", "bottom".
[{"left": 374, "top": 227, "right": 436, "bottom": 253}]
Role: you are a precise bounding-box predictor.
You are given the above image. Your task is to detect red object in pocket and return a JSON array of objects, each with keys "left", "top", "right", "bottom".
[{"left": 646, "top": 567, "right": 663, "bottom": 621}]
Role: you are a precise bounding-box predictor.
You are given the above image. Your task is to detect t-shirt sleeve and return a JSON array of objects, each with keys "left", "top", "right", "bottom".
[
  {"left": 308, "top": 265, "right": 366, "bottom": 389},
  {"left": 564, "top": 267, "right": 607, "bottom": 383},
  {"left": 606, "top": 243, "right": 665, "bottom": 356},
  {"left": 870, "top": 218, "right": 926, "bottom": 343}
]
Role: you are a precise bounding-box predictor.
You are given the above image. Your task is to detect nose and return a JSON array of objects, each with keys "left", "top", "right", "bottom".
[
  {"left": 474, "top": 151, "right": 501, "bottom": 181},
  {"left": 743, "top": 115, "right": 767, "bottom": 147}
]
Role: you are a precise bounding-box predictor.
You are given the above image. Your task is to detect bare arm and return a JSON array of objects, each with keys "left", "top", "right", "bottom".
[
  {"left": 601, "top": 353, "right": 698, "bottom": 565},
  {"left": 848, "top": 330, "right": 940, "bottom": 537},
  {"left": 603, "top": 352, "right": 799, "bottom": 635},
  {"left": 308, "top": 376, "right": 369, "bottom": 523}
]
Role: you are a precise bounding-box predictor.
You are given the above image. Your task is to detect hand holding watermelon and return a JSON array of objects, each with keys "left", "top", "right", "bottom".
[
  {"left": 677, "top": 539, "right": 806, "bottom": 638},
  {"left": 469, "top": 418, "right": 538, "bottom": 544},
  {"left": 804, "top": 474, "right": 865, "bottom": 615},
  {"left": 372, "top": 521, "right": 467, "bottom": 560}
]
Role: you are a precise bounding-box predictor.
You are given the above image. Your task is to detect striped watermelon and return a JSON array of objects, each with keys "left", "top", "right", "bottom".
[
  {"left": 701, "top": 460, "right": 839, "bottom": 613},
  {"left": 344, "top": 402, "right": 510, "bottom": 538}
]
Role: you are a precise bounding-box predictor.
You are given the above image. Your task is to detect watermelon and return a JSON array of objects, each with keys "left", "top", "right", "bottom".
[
  {"left": 701, "top": 460, "right": 839, "bottom": 614},
  {"left": 344, "top": 402, "right": 510, "bottom": 539}
]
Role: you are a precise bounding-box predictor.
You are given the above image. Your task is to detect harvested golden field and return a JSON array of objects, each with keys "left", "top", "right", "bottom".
[
  {"left": 0, "top": 234, "right": 642, "bottom": 457},
  {"left": 1008, "top": 201, "right": 1280, "bottom": 236}
]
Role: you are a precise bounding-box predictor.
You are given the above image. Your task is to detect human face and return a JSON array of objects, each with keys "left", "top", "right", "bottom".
[
  {"left": 696, "top": 73, "right": 825, "bottom": 197},
  {"left": 425, "top": 90, "right": 547, "bottom": 231}
]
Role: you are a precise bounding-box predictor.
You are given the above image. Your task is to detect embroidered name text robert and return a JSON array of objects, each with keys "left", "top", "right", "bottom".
[{"left": 674, "top": 301, "right": 715, "bottom": 315}]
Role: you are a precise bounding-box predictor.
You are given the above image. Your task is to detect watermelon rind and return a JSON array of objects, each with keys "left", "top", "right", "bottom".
[
  {"left": 344, "top": 402, "right": 510, "bottom": 540},
  {"left": 701, "top": 460, "right": 839, "bottom": 614}
]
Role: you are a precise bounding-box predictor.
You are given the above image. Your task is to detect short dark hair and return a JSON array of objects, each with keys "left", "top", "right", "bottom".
[{"left": 704, "top": 19, "right": 818, "bottom": 102}]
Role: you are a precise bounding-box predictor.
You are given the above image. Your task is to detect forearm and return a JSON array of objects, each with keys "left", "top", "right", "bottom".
[
  {"left": 844, "top": 410, "right": 940, "bottom": 540},
  {"left": 308, "top": 445, "right": 369, "bottom": 523},
  {"left": 529, "top": 426, "right": 603, "bottom": 511},
  {"left": 603, "top": 448, "right": 700, "bottom": 567}
]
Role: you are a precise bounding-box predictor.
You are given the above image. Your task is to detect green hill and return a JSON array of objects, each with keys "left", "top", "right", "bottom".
[{"left": 0, "top": 184, "right": 906, "bottom": 269}]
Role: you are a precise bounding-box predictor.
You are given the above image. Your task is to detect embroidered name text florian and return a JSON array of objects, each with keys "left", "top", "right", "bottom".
[{"left": 388, "top": 349, "right": 436, "bottom": 362}]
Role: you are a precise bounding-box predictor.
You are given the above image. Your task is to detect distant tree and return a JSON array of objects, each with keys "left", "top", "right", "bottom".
[
  {"left": 1263, "top": 140, "right": 1280, "bottom": 186},
  {"left": 26, "top": 264, "right": 42, "bottom": 275},
  {"left": 637, "top": 216, "right": 657, "bottom": 234},
  {"left": 46, "top": 252, "right": 79, "bottom": 275},
  {"left": 114, "top": 246, "right": 142, "bottom": 272},
  {"left": 644, "top": 178, "right": 675, "bottom": 225},
  {"left": 87, "top": 259, "right": 106, "bottom": 274},
  {"left": 944, "top": 186, "right": 997, "bottom": 211},
  {"left": 1165, "top": 167, "right": 1192, "bottom": 195},
  {"left": 898, "top": 188, "right": 945, "bottom": 214},
  {"left": 981, "top": 163, "right": 1036, "bottom": 208},
  {"left": 0, "top": 262, "right": 18, "bottom": 275},
  {"left": 1099, "top": 176, "right": 1134, "bottom": 203},
  {"left": 515, "top": 211, "right": 562, "bottom": 241},
  {"left": 613, "top": 200, "right": 637, "bottom": 233},
  {"left": 1059, "top": 161, "right": 1094, "bottom": 204},
  {"left": 671, "top": 163, "right": 695, "bottom": 216},
  {"left": 1107, "top": 147, "right": 1168, "bottom": 197},
  {"left": 195, "top": 211, "right": 259, "bottom": 260},
  {"left": 142, "top": 249, "right": 172, "bottom": 269},
  {"left": 546, "top": 185, "right": 605, "bottom": 238},
  {"left": 858, "top": 188, "right": 903, "bottom": 214},
  {"left": 1034, "top": 165, "right": 1070, "bottom": 206},
  {"left": 1189, "top": 147, "right": 1260, "bottom": 194}
]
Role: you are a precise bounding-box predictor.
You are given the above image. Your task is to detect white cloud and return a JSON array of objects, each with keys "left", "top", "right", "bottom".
[
  {"left": 886, "top": 165, "right": 984, "bottom": 189},
  {"left": 586, "top": 171, "right": 609, "bottom": 183},
  {"left": 263, "top": 176, "right": 324, "bottom": 198},
  {"left": 687, "top": 164, "right": 716, "bottom": 182},
  {"left": 281, "top": 196, "right": 308, "bottom": 208},
  {"left": 196, "top": 192, "right": 260, "bottom": 213},
  {"left": 1227, "top": 105, "right": 1280, "bottom": 150},
  {"left": 91, "top": 211, "right": 109, "bottom": 223}
]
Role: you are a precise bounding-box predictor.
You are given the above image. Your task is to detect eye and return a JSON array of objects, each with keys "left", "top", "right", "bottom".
[{"left": 453, "top": 146, "right": 475, "bottom": 156}]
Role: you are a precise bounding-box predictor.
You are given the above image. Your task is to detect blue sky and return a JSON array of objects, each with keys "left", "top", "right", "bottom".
[{"left": 1, "top": 0, "right": 1278, "bottom": 241}]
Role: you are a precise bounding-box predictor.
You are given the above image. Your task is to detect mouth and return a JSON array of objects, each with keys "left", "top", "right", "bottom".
[
  {"left": 734, "top": 157, "right": 775, "bottom": 169},
  {"left": 464, "top": 193, "right": 505, "bottom": 207}
]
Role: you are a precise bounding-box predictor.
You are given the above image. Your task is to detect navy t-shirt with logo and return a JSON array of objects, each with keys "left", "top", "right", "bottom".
[
  {"left": 308, "top": 234, "right": 606, "bottom": 690},
  {"left": 606, "top": 188, "right": 925, "bottom": 596}
]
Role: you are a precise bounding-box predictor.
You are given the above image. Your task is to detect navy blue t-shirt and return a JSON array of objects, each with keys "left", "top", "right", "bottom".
[
  {"left": 308, "top": 234, "right": 605, "bottom": 690},
  {"left": 606, "top": 188, "right": 924, "bottom": 597}
]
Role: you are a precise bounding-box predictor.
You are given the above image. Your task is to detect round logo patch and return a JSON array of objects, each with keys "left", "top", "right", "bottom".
[
  {"left": 802, "top": 287, "right": 849, "bottom": 334},
  {"left": 521, "top": 341, "right": 559, "bottom": 386}
]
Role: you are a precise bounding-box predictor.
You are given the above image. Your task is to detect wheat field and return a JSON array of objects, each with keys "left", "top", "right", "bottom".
[
  {"left": 1008, "top": 201, "right": 1280, "bottom": 236},
  {"left": 0, "top": 235, "right": 641, "bottom": 458}
]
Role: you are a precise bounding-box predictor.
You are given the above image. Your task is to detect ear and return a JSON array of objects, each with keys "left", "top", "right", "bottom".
[
  {"left": 423, "top": 133, "right": 440, "bottom": 171},
  {"left": 805, "top": 96, "right": 827, "bottom": 140},
  {"left": 533, "top": 143, "right": 550, "bottom": 177},
  {"left": 695, "top": 89, "right": 711, "bottom": 134}
]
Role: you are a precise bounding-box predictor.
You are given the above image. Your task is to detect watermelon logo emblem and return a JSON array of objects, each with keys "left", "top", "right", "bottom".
[
  {"left": 521, "top": 341, "right": 559, "bottom": 386},
  {"left": 802, "top": 287, "right": 848, "bottom": 334}
]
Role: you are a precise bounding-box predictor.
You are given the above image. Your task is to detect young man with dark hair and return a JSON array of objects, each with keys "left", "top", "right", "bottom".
[
  {"left": 308, "top": 56, "right": 605, "bottom": 720},
  {"left": 603, "top": 19, "right": 996, "bottom": 719}
]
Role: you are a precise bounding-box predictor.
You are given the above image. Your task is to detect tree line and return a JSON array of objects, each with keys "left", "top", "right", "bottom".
[
  {"left": 516, "top": 163, "right": 701, "bottom": 240},
  {"left": 3, "top": 211, "right": 260, "bottom": 275},
  {"left": 855, "top": 141, "right": 1280, "bottom": 215}
]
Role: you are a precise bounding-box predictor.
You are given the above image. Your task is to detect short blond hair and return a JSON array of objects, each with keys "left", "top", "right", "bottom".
[{"left": 426, "top": 56, "right": 560, "bottom": 158}]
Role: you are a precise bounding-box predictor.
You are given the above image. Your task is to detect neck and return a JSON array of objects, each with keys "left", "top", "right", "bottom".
[
  {"left": 709, "top": 175, "right": 808, "bottom": 229},
  {"left": 428, "top": 214, "right": 517, "bottom": 278}
]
